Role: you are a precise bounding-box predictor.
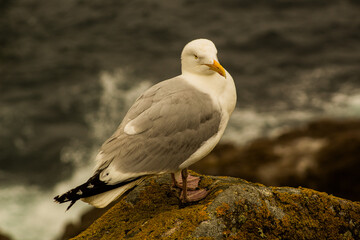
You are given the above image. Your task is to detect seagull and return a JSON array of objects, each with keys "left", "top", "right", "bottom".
[{"left": 54, "top": 39, "right": 237, "bottom": 210}]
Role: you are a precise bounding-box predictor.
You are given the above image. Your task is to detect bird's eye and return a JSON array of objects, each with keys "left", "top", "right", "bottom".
[{"left": 194, "top": 55, "right": 198, "bottom": 59}]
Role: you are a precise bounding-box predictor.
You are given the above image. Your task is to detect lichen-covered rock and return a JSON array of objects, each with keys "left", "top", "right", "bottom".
[{"left": 72, "top": 172, "right": 360, "bottom": 240}]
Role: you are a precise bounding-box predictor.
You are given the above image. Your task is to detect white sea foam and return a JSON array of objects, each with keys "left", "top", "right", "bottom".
[
  {"left": 0, "top": 69, "right": 151, "bottom": 240},
  {"left": 0, "top": 179, "right": 91, "bottom": 240}
]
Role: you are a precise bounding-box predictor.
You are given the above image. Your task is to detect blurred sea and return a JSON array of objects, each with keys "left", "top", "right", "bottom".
[{"left": 0, "top": 0, "right": 359, "bottom": 239}]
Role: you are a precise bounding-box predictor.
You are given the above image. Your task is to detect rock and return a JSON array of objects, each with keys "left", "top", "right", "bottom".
[
  {"left": 72, "top": 172, "right": 360, "bottom": 240},
  {"left": 191, "top": 119, "right": 360, "bottom": 201}
]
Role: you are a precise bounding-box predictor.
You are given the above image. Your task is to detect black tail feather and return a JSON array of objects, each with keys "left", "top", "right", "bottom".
[{"left": 54, "top": 173, "right": 141, "bottom": 210}]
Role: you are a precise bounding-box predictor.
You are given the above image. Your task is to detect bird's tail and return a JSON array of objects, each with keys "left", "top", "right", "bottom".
[{"left": 54, "top": 173, "right": 144, "bottom": 210}]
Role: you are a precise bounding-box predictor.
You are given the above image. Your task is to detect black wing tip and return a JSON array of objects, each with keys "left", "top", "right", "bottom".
[
  {"left": 54, "top": 192, "right": 74, "bottom": 204},
  {"left": 66, "top": 200, "right": 77, "bottom": 211},
  {"left": 54, "top": 173, "right": 143, "bottom": 211},
  {"left": 54, "top": 195, "right": 62, "bottom": 203},
  {"left": 54, "top": 194, "right": 78, "bottom": 211},
  {"left": 54, "top": 195, "right": 60, "bottom": 202},
  {"left": 54, "top": 194, "right": 67, "bottom": 203}
]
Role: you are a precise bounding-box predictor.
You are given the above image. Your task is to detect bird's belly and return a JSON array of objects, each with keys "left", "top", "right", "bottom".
[{"left": 178, "top": 118, "right": 227, "bottom": 169}]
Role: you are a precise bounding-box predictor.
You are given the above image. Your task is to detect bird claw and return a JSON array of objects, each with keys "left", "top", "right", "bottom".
[
  {"left": 180, "top": 188, "right": 209, "bottom": 203},
  {"left": 171, "top": 170, "right": 208, "bottom": 203},
  {"left": 172, "top": 175, "right": 200, "bottom": 190}
]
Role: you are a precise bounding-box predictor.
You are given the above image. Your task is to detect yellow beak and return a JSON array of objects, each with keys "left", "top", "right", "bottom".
[{"left": 206, "top": 60, "right": 226, "bottom": 78}]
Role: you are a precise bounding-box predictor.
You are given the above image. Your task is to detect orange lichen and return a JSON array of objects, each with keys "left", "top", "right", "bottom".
[{"left": 216, "top": 203, "right": 230, "bottom": 217}]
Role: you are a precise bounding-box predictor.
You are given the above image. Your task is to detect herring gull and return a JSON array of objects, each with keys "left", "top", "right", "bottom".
[{"left": 54, "top": 39, "right": 237, "bottom": 210}]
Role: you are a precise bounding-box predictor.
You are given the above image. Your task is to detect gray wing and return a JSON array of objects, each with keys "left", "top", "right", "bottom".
[{"left": 97, "top": 77, "right": 221, "bottom": 174}]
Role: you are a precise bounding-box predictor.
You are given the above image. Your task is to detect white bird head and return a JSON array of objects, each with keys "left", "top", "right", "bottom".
[{"left": 181, "top": 39, "right": 226, "bottom": 78}]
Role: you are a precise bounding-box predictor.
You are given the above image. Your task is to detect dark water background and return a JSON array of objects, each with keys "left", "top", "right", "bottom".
[{"left": 0, "top": 0, "right": 359, "bottom": 239}]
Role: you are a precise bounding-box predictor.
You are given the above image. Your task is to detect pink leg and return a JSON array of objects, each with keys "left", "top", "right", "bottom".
[
  {"left": 171, "top": 168, "right": 208, "bottom": 203},
  {"left": 171, "top": 171, "right": 200, "bottom": 190},
  {"left": 180, "top": 188, "right": 208, "bottom": 202}
]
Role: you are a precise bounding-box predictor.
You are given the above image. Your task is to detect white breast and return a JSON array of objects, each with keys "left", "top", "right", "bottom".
[{"left": 179, "top": 70, "right": 237, "bottom": 169}]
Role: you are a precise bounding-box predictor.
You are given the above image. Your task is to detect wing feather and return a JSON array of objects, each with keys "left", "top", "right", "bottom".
[{"left": 96, "top": 77, "right": 221, "bottom": 183}]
